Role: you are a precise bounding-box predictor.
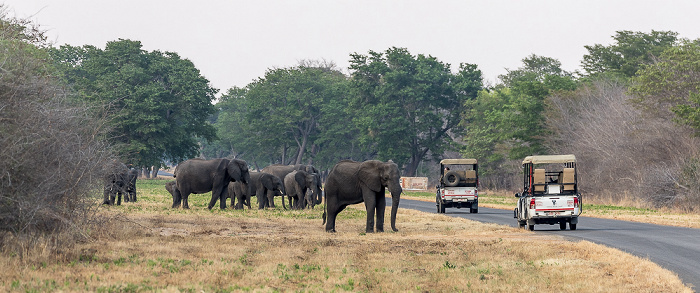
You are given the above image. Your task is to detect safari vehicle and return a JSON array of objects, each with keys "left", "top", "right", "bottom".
[
  {"left": 436, "top": 159, "right": 478, "bottom": 214},
  {"left": 514, "top": 155, "right": 582, "bottom": 231}
]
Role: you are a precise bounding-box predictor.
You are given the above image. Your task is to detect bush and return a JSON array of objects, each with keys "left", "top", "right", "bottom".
[
  {"left": 547, "top": 79, "right": 700, "bottom": 209},
  {"left": 0, "top": 7, "right": 113, "bottom": 258}
]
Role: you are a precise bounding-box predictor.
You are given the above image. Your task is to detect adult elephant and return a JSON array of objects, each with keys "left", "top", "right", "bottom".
[
  {"left": 125, "top": 168, "right": 138, "bottom": 202},
  {"left": 284, "top": 170, "right": 321, "bottom": 209},
  {"left": 261, "top": 164, "right": 321, "bottom": 207},
  {"left": 172, "top": 158, "right": 251, "bottom": 209},
  {"left": 103, "top": 160, "right": 129, "bottom": 205},
  {"left": 323, "top": 160, "right": 402, "bottom": 233}
]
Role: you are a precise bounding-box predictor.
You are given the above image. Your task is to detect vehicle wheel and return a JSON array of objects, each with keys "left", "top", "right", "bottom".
[
  {"left": 528, "top": 225, "right": 535, "bottom": 231},
  {"left": 518, "top": 221, "right": 526, "bottom": 229},
  {"left": 443, "top": 171, "right": 462, "bottom": 187},
  {"left": 470, "top": 207, "right": 478, "bottom": 213},
  {"left": 570, "top": 223, "right": 577, "bottom": 230},
  {"left": 559, "top": 222, "right": 566, "bottom": 230},
  {"left": 439, "top": 201, "right": 446, "bottom": 214}
]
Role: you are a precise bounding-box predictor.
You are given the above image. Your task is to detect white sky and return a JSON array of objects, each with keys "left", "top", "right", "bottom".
[{"left": 5, "top": 0, "right": 700, "bottom": 95}]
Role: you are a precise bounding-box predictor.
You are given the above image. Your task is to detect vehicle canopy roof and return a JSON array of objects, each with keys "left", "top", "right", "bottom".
[
  {"left": 521, "top": 155, "right": 576, "bottom": 165},
  {"left": 441, "top": 159, "right": 477, "bottom": 165}
]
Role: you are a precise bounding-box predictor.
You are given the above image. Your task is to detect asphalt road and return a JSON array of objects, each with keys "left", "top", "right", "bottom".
[{"left": 399, "top": 198, "right": 700, "bottom": 289}]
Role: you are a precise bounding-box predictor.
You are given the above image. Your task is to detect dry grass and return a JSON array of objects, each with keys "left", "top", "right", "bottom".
[{"left": 0, "top": 179, "right": 690, "bottom": 292}]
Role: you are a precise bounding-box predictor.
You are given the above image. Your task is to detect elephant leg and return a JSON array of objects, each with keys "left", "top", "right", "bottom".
[
  {"left": 256, "top": 191, "right": 266, "bottom": 209},
  {"left": 182, "top": 193, "right": 190, "bottom": 209},
  {"left": 207, "top": 185, "right": 226, "bottom": 210},
  {"left": 172, "top": 188, "right": 182, "bottom": 208},
  {"left": 325, "top": 204, "right": 347, "bottom": 233},
  {"left": 363, "top": 190, "right": 377, "bottom": 233},
  {"left": 103, "top": 189, "right": 111, "bottom": 205},
  {"left": 266, "top": 190, "right": 275, "bottom": 208},
  {"left": 245, "top": 193, "right": 252, "bottom": 209},
  {"left": 375, "top": 192, "right": 387, "bottom": 232},
  {"left": 232, "top": 194, "right": 240, "bottom": 209}
]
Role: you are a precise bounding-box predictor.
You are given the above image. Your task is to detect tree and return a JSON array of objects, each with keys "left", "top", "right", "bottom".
[
  {"left": 50, "top": 39, "right": 217, "bottom": 168},
  {"left": 460, "top": 55, "right": 577, "bottom": 188},
  {"left": 581, "top": 30, "right": 679, "bottom": 78},
  {"left": 349, "top": 47, "right": 483, "bottom": 176},
  {"left": 631, "top": 40, "right": 700, "bottom": 131},
  {"left": 211, "top": 62, "right": 351, "bottom": 170}
]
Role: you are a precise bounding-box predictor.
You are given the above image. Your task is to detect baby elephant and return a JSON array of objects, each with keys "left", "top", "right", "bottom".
[{"left": 284, "top": 170, "right": 321, "bottom": 209}]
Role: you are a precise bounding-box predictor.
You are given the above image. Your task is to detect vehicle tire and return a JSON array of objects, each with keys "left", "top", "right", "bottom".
[
  {"left": 439, "top": 201, "right": 446, "bottom": 214},
  {"left": 470, "top": 207, "right": 478, "bottom": 213},
  {"left": 518, "top": 221, "right": 526, "bottom": 229},
  {"left": 528, "top": 225, "right": 535, "bottom": 231},
  {"left": 559, "top": 221, "right": 567, "bottom": 230},
  {"left": 443, "top": 170, "right": 461, "bottom": 187},
  {"left": 570, "top": 223, "right": 577, "bottom": 230}
]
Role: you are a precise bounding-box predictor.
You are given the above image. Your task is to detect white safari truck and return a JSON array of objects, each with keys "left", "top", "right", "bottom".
[
  {"left": 514, "top": 155, "right": 582, "bottom": 231},
  {"left": 436, "top": 159, "right": 478, "bottom": 214}
]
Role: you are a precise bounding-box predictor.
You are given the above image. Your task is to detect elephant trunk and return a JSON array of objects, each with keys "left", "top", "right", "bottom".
[{"left": 389, "top": 184, "right": 402, "bottom": 232}]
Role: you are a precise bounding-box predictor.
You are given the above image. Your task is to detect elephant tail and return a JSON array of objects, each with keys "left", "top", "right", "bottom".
[{"left": 322, "top": 189, "right": 327, "bottom": 225}]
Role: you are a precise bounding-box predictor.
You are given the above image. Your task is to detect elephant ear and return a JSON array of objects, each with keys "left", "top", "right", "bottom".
[
  {"left": 358, "top": 160, "right": 383, "bottom": 193},
  {"left": 261, "top": 173, "right": 275, "bottom": 190},
  {"left": 295, "top": 170, "right": 307, "bottom": 188}
]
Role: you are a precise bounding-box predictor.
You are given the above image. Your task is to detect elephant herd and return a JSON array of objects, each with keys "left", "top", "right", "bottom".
[
  {"left": 106, "top": 157, "right": 404, "bottom": 233},
  {"left": 103, "top": 160, "right": 138, "bottom": 205}
]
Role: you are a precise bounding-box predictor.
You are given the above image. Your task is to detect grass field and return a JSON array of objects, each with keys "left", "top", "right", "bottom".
[{"left": 0, "top": 179, "right": 691, "bottom": 292}]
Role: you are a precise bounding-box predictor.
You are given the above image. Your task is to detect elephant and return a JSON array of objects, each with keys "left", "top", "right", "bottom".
[
  {"left": 322, "top": 160, "right": 402, "bottom": 233},
  {"left": 172, "top": 158, "right": 251, "bottom": 209},
  {"left": 103, "top": 160, "right": 129, "bottom": 205},
  {"left": 165, "top": 180, "right": 177, "bottom": 198},
  {"left": 125, "top": 168, "right": 138, "bottom": 202},
  {"left": 227, "top": 172, "right": 285, "bottom": 209},
  {"left": 250, "top": 172, "right": 286, "bottom": 209},
  {"left": 284, "top": 170, "right": 321, "bottom": 209},
  {"left": 227, "top": 181, "right": 250, "bottom": 209},
  {"left": 262, "top": 164, "right": 322, "bottom": 206}
]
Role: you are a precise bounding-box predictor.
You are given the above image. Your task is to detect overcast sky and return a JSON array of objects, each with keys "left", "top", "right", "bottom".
[{"left": 5, "top": 1, "right": 700, "bottom": 94}]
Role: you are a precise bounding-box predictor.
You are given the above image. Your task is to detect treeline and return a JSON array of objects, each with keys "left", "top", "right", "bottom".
[{"left": 46, "top": 27, "right": 700, "bottom": 209}]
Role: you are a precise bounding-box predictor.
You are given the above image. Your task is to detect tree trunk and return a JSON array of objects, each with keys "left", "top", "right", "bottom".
[
  {"left": 143, "top": 167, "right": 151, "bottom": 179},
  {"left": 151, "top": 166, "right": 159, "bottom": 178}
]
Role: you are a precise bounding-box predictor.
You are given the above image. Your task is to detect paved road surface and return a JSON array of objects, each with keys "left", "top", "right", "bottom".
[{"left": 399, "top": 198, "right": 700, "bottom": 289}]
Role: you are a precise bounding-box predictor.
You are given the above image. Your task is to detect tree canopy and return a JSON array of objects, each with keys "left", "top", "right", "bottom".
[
  {"left": 50, "top": 39, "right": 218, "bottom": 168},
  {"left": 460, "top": 54, "right": 577, "bottom": 178},
  {"left": 349, "top": 47, "right": 483, "bottom": 176},
  {"left": 581, "top": 30, "right": 679, "bottom": 78},
  {"left": 207, "top": 62, "right": 353, "bottom": 170}
]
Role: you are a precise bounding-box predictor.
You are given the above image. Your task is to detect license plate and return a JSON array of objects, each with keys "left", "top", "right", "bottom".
[{"left": 545, "top": 211, "right": 560, "bottom": 216}]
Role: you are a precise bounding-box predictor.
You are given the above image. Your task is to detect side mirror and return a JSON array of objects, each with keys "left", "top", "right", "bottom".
[{"left": 514, "top": 193, "right": 520, "bottom": 198}]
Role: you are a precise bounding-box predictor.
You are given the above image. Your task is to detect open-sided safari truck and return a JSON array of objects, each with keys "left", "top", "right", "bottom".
[
  {"left": 514, "top": 155, "right": 581, "bottom": 231},
  {"left": 436, "top": 159, "right": 478, "bottom": 214}
]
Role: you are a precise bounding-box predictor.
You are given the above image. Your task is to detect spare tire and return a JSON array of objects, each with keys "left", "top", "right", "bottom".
[{"left": 443, "top": 170, "right": 462, "bottom": 187}]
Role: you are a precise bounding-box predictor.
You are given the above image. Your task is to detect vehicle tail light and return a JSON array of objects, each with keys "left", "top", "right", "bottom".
[
  {"left": 529, "top": 198, "right": 535, "bottom": 209},
  {"left": 574, "top": 196, "right": 579, "bottom": 208}
]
